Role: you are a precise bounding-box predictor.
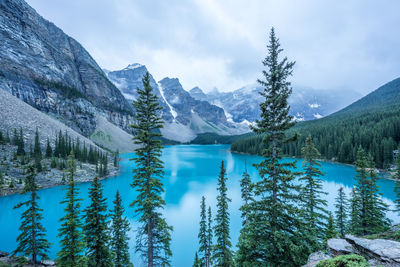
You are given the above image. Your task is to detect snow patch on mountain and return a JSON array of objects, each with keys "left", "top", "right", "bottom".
[
  {"left": 158, "top": 82, "right": 177, "bottom": 119},
  {"left": 309, "top": 103, "right": 321, "bottom": 108},
  {"left": 124, "top": 63, "right": 143, "bottom": 70},
  {"left": 313, "top": 113, "right": 323, "bottom": 119}
]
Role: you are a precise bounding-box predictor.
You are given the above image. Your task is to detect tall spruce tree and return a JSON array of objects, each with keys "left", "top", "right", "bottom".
[
  {"left": 110, "top": 191, "right": 131, "bottom": 267},
  {"left": 237, "top": 27, "right": 310, "bottom": 266},
  {"left": 394, "top": 150, "right": 400, "bottom": 215},
  {"left": 239, "top": 167, "right": 253, "bottom": 226},
  {"left": 236, "top": 168, "right": 256, "bottom": 266},
  {"left": 192, "top": 252, "right": 201, "bottom": 267},
  {"left": 33, "top": 130, "right": 42, "bottom": 172},
  {"left": 130, "top": 72, "right": 172, "bottom": 267},
  {"left": 325, "top": 212, "right": 338, "bottom": 243},
  {"left": 17, "top": 128, "right": 25, "bottom": 156},
  {"left": 364, "top": 154, "right": 391, "bottom": 233},
  {"left": 33, "top": 128, "right": 42, "bottom": 160},
  {"left": 213, "top": 161, "right": 233, "bottom": 267},
  {"left": 206, "top": 206, "right": 213, "bottom": 267},
  {"left": 57, "top": 152, "right": 86, "bottom": 266},
  {"left": 45, "top": 138, "right": 52, "bottom": 158},
  {"left": 300, "top": 135, "right": 328, "bottom": 250},
  {"left": 335, "top": 187, "right": 348, "bottom": 238},
  {"left": 352, "top": 147, "right": 390, "bottom": 235},
  {"left": 198, "top": 196, "right": 209, "bottom": 267},
  {"left": 13, "top": 165, "right": 50, "bottom": 265},
  {"left": 348, "top": 187, "right": 361, "bottom": 234},
  {"left": 83, "top": 177, "right": 112, "bottom": 267}
]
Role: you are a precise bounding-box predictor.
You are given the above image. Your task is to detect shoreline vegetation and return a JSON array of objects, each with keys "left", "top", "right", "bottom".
[
  {"left": 0, "top": 143, "right": 396, "bottom": 198},
  {"left": 230, "top": 148, "right": 397, "bottom": 181}
]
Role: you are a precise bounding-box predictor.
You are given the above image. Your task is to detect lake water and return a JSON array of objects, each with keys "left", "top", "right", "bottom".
[{"left": 0, "top": 145, "right": 398, "bottom": 266}]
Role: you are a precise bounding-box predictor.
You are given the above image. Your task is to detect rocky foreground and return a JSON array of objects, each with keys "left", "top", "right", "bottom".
[{"left": 304, "top": 230, "right": 400, "bottom": 266}]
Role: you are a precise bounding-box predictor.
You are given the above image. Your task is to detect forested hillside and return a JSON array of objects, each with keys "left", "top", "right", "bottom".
[{"left": 231, "top": 77, "right": 400, "bottom": 168}]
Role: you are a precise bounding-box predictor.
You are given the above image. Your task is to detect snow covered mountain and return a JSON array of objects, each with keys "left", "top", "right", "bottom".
[
  {"left": 106, "top": 64, "right": 249, "bottom": 142},
  {"left": 190, "top": 85, "right": 362, "bottom": 123}
]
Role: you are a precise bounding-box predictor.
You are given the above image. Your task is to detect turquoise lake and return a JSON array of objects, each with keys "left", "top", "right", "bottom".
[{"left": 0, "top": 145, "right": 398, "bottom": 266}]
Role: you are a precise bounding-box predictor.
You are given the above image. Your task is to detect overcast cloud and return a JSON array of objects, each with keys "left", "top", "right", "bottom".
[{"left": 26, "top": 0, "right": 400, "bottom": 94}]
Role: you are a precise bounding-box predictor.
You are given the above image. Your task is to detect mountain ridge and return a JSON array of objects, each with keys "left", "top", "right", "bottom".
[{"left": 0, "top": 0, "right": 134, "bottom": 144}]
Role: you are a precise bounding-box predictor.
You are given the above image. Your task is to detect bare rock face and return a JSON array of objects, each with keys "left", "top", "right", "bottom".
[
  {"left": 345, "top": 235, "right": 400, "bottom": 266},
  {"left": 302, "top": 251, "right": 331, "bottom": 267},
  {"left": 0, "top": 0, "right": 134, "bottom": 137},
  {"left": 327, "top": 238, "right": 354, "bottom": 256}
]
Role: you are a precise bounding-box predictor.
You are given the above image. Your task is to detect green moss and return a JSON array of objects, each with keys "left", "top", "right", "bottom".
[
  {"left": 316, "top": 254, "right": 369, "bottom": 267},
  {"left": 364, "top": 228, "right": 400, "bottom": 241}
]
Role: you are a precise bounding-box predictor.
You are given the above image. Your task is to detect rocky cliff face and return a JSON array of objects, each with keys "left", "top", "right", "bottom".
[
  {"left": 0, "top": 0, "right": 134, "bottom": 137},
  {"left": 191, "top": 85, "right": 362, "bottom": 123},
  {"left": 158, "top": 77, "right": 228, "bottom": 126},
  {"left": 107, "top": 64, "right": 249, "bottom": 142},
  {"left": 106, "top": 64, "right": 173, "bottom": 122}
]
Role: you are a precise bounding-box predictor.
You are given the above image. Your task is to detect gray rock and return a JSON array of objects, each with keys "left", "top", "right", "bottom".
[
  {"left": 327, "top": 238, "right": 354, "bottom": 256},
  {"left": 107, "top": 65, "right": 250, "bottom": 142},
  {"left": 193, "top": 85, "right": 362, "bottom": 123},
  {"left": 302, "top": 251, "right": 331, "bottom": 267},
  {"left": 0, "top": 0, "right": 134, "bottom": 138},
  {"left": 346, "top": 235, "right": 400, "bottom": 265},
  {"left": 41, "top": 260, "right": 56, "bottom": 266}
]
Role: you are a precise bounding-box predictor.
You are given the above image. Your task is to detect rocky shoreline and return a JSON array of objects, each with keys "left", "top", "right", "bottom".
[
  {"left": 303, "top": 228, "right": 400, "bottom": 266},
  {"left": 0, "top": 165, "right": 119, "bottom": 198}
]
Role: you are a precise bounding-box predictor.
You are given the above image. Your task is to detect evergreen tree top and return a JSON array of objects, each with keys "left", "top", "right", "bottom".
[{"left": 252, "top": 27, "right": 296, "bottom": 140}]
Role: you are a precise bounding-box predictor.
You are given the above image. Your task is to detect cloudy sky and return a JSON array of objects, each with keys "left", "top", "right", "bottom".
[{"left": 26, "top": 0, "right": 400, "bottom": 94}]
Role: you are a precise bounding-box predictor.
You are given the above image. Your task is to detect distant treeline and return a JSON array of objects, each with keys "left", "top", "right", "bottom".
[{"left": 231, "top": 106, "right": 400, "bottom": 168}]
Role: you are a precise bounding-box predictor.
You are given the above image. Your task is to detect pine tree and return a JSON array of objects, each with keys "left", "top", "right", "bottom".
[
  {"left": 83, "top": 177, "right": 112, "bottom": 267},
  {"left": 13, "top": 165, "right": 50, "bottom": 265},
  {"left": 130, "top": 72, "right": 172, "bottom": 267},
  {"left": 206, "top": 206, "right": 213, "bottom": 267},
  {"left": 239, "top": 168, "right": 252, "bottom": 226},
  {"left": 394, "top": 150, "right": 400, "bottom": 215},
  {"left": 325, "top": 212, "right": 338, "bottom": 243},
  {"left": 110, "top": 191, "right": 131, "bottom": 267},
  {"left": 352, "top": 147, "right": 390, "bottom": 235},
  {"left": 33, "top": 128, "right": 43, "bottom": 172},
  {"left": 348, "top": 187, "right": 361, "bottom": 234},
  {"left": 236, "top": 168, "right": 256, "bottom": 266},
  {"left": 237, "top": 27, "right": 310, "bottom": 266},
  {"left": 57, "top": 152, "right": 86, "bottom": 266},
  {"left": 198, "top": 196, "right": 208, "bottom": 267},
  {"left": 12, "top": 128, "right": 18, "bottom": 145},
  {"left": 364, "top": 154, "right": 390, "bottom": 234},
  {"left": 33, "top": 128, "right": 42, "bottom": 160},
  {"left": 335, "top": 187, "right": 348, "bottom": 238},
  {"left": 5, "top": 130, "right": 10, "bottom": 143},
  {"left": 17, "top": 128, "right": 25, "bottom": 156},
  {"left": 300, "top": 135, "right": 328, "bottom": 250},
  {"left": 45, "top": 138, "right": 52, "bottom": 158},
  {"left": 213, "top": 161, "right": 233, "bottom": 267},
  {"left": 192, "top": 252, "right": 201, "bottom": 267}
]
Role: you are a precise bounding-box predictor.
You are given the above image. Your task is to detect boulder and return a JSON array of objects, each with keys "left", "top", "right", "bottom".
[
  {"left": 302, "top": 251, "right": 331, "bottom": 267},
  {"left": 346, "top": 235, "right": 400, "bottom": 265},
  {"left": 42, "top": 259, "right": 56, "bottom": 266},
  {"left": 327, "top": 238, "right": 353, "bottom": 256}
]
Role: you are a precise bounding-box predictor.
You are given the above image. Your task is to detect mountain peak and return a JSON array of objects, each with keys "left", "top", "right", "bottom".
[
  {"left": 123, "top": 63, "right": 144, "bottom": 71},
  {"left": 190, "top": 86, "right": 204, "bottom": 94}
]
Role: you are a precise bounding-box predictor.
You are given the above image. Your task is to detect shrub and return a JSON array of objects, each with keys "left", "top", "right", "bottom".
[{"left": 316, "top": 254, "right": 369, "bottom": 267}]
